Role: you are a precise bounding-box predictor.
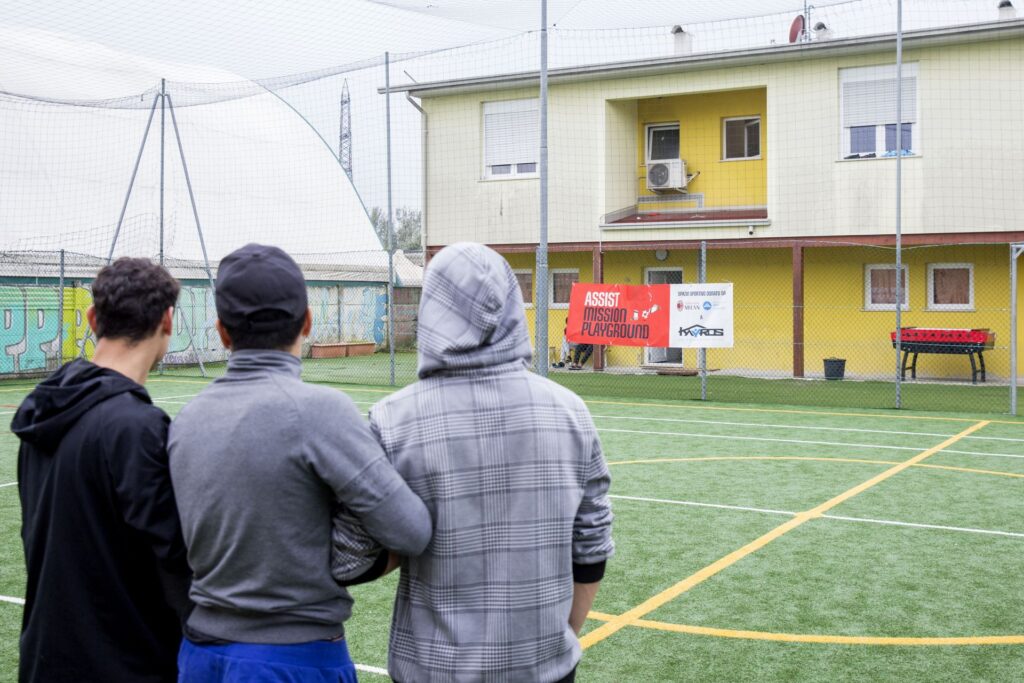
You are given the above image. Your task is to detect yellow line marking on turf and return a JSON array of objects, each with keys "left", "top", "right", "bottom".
[
  {"left": 915, "top": 462, "right": 1024, "bottom": 479},
  {"left": 579, "top": 420, "right": 991, "bottom": 650},
  {"left": 584, "top": 611, "right": 1024, "bottom": 646},
  {"left": 585, "top": 398, "right": 1024, "bottom": 425},
  {"left": 608, "top": 455, "right": 1024, "bottom": 480}
]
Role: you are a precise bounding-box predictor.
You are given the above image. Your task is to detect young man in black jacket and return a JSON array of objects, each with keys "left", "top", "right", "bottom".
[{"left": 11, "top": 258, "right": 191, "bottom": 683}]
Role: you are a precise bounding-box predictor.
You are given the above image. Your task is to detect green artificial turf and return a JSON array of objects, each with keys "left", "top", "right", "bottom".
[
  {"left": 152, "top": 351, "right": 1019, "bottom": 415},
  {"left": 2, "top": 375, "right": 1024, "bottom": 681}
]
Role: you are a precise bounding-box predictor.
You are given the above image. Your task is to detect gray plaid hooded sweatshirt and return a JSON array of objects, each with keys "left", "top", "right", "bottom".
[{"left": 337, "top": 242, "right": 614, "bottom": 682}]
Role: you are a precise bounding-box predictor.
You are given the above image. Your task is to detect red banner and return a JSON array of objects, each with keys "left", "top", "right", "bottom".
[{"left": 565, "top": 283, "right": 670, "bottom": 347}]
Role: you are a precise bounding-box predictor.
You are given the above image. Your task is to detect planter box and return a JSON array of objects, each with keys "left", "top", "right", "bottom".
[{"left": 310, "top": 342, "right": 376, "bottom": 359}]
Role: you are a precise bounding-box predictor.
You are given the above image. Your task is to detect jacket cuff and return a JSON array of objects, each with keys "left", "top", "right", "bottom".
[
  {"left": 336, "top": 550, "right": 389, "bottom": 587},
  {"left": 573, "top": 559, "right": 606, "bottom": 584}
]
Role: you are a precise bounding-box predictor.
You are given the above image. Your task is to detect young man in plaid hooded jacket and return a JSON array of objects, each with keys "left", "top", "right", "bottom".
[{"left": 333, "top": 242, "right": 614, "bottom": 682}]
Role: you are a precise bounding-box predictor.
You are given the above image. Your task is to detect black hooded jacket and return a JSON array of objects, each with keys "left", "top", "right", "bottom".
[{"left": 11, "top": 360, "right": 191, "bottom": 683}]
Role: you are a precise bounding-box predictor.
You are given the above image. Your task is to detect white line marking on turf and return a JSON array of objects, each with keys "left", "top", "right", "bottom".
[
  {"left": 594, "top": 414, "right": 955, "bottom": 439},
  {"left": 0, "top": 595, "right": 25, "bottom": 605},
  {"left": 596, "top": 427, "right": 1024, "bottom": 460},
  {"left": 355, "top": 663, "right": 390, "bottom": 677},
  {"left": 609, "top": 494, "right": 794, "bottom": 517},
  {"left": 591, "top": 414, "right": 1024, "bottom": 444},
  {"left": 611, "top": 494, "right": 1024, "bottom": 539},
  {"left": 820, "top": 515, "right": 1024, "bottom": 539},
  {"left": 0, "top": 481, "right": 17, "bottom": 489}
]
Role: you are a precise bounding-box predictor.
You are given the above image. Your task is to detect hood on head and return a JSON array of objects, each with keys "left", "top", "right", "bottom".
[
  {"left": 417, "top": 242, "right": 533, "bottom": 378},
  {"left": 10, "top": 360, "right": 149, "bottom": 453}
]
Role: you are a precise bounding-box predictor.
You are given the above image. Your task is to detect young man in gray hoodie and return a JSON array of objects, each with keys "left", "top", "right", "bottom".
[
  {"left": 333, "top": 242, "right": 614, "bottom": 682},
  {"left": 169, "top": 244, "right": 432, "bottom": 682}
]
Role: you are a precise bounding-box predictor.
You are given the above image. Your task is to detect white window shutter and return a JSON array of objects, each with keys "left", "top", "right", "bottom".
[
  {"left": 841, "top": 64, "right": 918, "bottom": 128},
  {"left": 484, "top": 99, "right": 539, "bottom": 167}
]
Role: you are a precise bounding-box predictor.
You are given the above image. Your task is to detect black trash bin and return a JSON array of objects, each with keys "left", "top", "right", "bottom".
[{"left": 823, "top": 357, "right": 846, "bottom": 380}]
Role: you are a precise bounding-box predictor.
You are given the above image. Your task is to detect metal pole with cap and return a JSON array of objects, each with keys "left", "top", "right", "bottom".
[
  {"left": 535, "top": 0, "right": 549, "bottom": 376},
  {"left": 385, "top": 51, "right": 396, "bottom": 387}
]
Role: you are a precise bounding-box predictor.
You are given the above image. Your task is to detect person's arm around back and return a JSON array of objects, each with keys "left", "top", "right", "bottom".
[
  {"left": 570, "top": 426, "right": 615, "bottom": 634},
  {"left": 307, "top": 394, "right": 431, "bottom": 557}
]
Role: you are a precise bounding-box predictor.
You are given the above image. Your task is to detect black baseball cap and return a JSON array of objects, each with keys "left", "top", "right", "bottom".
[{"left": 215, "top": 244, "right": 308, "bottom": 332}]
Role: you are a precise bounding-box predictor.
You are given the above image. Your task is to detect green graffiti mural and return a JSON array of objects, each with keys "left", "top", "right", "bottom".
[
  {"left": 1, "top": 281, "right": 388, "bottom": 375},
  {"left": 0, "top": 286, "right": 94, "bottom": 373}
]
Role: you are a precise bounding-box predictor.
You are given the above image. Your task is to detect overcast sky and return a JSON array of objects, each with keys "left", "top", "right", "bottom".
[{"left": 0, "top": 0, "right": 1002, "bottom": 258}]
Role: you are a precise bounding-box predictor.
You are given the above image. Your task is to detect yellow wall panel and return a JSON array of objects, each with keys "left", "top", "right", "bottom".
[{"left": 636, "top": 89, "right": 767, "bottom": 209}]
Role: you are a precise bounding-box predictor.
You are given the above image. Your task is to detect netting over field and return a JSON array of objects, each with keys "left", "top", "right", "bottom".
[{"left": 1, "top": 0, "right": 1023, "bottom": 412}]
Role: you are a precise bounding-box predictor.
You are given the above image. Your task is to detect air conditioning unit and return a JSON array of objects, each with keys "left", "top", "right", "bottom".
[{"left": 646, "top": 159, "right": 687, "bottom": 192}]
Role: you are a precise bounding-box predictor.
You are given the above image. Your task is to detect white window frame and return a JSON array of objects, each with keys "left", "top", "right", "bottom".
[
  {"left": 645, "top": 123, "right": 680, "bottom": 163},
  {"left": 839, "top": 63, "right": 920, "bottom": 160},
  {"left": 512, "top": 269, "right": 534, "bottom": 308},
  {"left": 549, "top": 268, "right": 579, "bottom": 310},
  {"left": 864, "top": 264, "right": 909, "bottom": 311},
  {"left": 721, "top": 116, "right": 761, "bottom": 161},
  {"left": 927, "top": 263, "right": 974, "bottom": 311},
  {"left": 482, "top": 98, "right": 539, "bottom": 180}
]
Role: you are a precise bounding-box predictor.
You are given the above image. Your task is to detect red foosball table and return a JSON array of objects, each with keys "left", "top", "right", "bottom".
[{"left": 890, "top": 328, "right": 996, "bottom": 384}]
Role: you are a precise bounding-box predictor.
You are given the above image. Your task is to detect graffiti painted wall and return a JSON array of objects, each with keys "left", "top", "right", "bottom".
[{"left": 0, "top": 280, "right": 386, "bottom": 375}]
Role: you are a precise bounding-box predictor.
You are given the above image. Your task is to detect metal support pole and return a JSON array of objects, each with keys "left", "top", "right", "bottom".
[
  {"left": 167, "top": 94, "right": 212, "bottom": 379},
  {"left": 1011, "top": 244, "right": 1023, "bottom": 415},
  {"left": 385, "top": 52, "right": 397, "bottom": 386},
  {"left": 107, "top": 93, "right": 160, "bottom": 264},
  {"left": 893, "top": 0, "right": 904, "bottom": 409},
  {"left": 166, "top": 95, "right": 215, "bottom": 293},
  {"left": 159, "top": 79, "right": 166, "bottom": 266},
  {"left": 57, "top": 249, "right": 65, "bottom": 368},
  {"left": 699, "top": 241, "right": 707, "bottom": 401},
  {"left": 342, "top": 286, "right": 350, "bottom": 344},
  {"left": 535, "top": 0, "right": 550, "bottom": 376}
]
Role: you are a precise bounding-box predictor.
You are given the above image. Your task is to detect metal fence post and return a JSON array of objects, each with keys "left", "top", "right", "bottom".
[
  {"left": 699, "top": 240, "right": 707, "bottom": 401},
  {"left": 342, "top": 286, "right": 350, "bottom": 344},
  {"left": 893, "top": 0, "right": 904, "bottom": 410},
  {"left": 57, "top": 249, "right": 65, "bottom": 368},
  {"left": 1011, "top": 244, "right": 1023, "bottom": 415},
  {"left": 535, "top": 0, "right": 549, "bottom": 377},
  {"left": 385, "top": 51, "right": 396, "bottom": 386}
]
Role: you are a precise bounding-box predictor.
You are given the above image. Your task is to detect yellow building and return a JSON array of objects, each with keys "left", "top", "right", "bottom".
[{"left": 396, "top": 17, "right": 1024, "bottom": 382}]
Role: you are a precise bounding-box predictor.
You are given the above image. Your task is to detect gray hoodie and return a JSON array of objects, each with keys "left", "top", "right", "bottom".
[{"left": 334, "top": 243, "right": 614, "bottom": 682}]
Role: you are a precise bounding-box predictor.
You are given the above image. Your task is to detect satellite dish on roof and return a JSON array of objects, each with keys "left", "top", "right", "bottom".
[{"left": 788, "top": 14, "right": 805, "bottom": 43}]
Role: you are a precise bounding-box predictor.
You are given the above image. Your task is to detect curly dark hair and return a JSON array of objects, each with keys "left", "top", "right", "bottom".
[{"left": 91, "top": 258, "right": 181, "bottom": 342}]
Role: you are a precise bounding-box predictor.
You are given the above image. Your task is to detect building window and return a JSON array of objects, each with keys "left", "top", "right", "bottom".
[
  {"left": 723, "top": 117, "right": 761, "bottom": 160},
  {"left": 513, "top": 270, "right": 533, "bottom": 307},
  {"left": 646, "top": 124, "right": 680, "bottom": 162},
  {"left": 865, "top": 264, "right": 909, "bottom": 310},
  {"left": 927, "top": 263, "right": 973, "bottom": 311},
  {"left": 483, "top": 98, "right": 539, "bottom": 179},
  {"left": 840, "top": 63, "right": 918, "bottom": 159},
  {"left": 549, "top": 269, "right": 579, "bottom": 309}
]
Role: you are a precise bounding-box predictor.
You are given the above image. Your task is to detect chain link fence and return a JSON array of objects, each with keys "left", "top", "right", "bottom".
[
  {"left": 0, "top": 249, "right": 420, "bottom": 387},
  {"left": 518, "top": 241, "right": 1017, "bottom": 414}
]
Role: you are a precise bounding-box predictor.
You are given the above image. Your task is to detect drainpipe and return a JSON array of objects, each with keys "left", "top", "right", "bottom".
[{"left": 406, "top": 92, "right": 428, "bottom": 257}]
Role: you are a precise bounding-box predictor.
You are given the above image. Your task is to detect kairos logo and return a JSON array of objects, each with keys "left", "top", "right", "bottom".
[{"left": 679, "top": 324, "right": 724, "bottom": 337}]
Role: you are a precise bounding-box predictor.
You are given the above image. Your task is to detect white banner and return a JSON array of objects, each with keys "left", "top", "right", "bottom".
[{"left": 667, "top": 283, "right": 734, "bottom": 348}]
